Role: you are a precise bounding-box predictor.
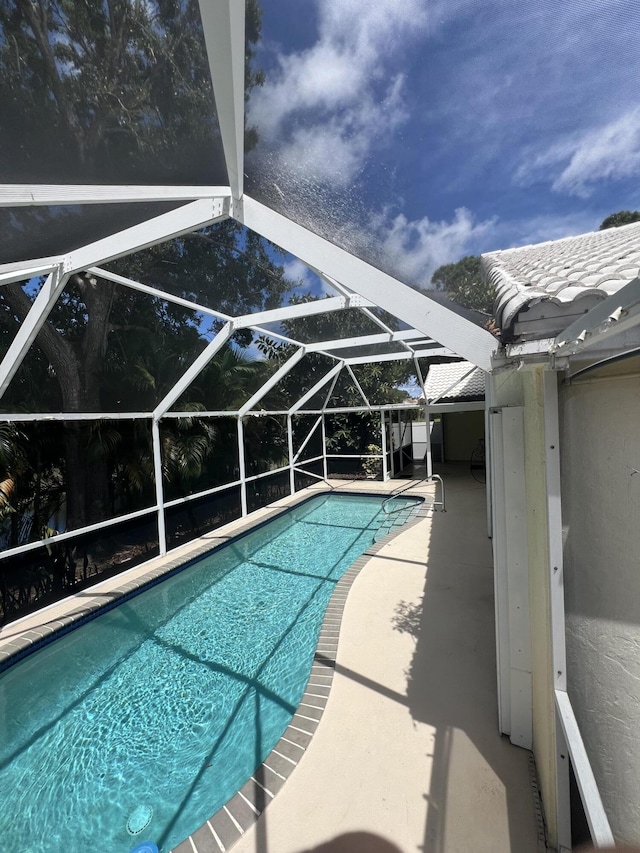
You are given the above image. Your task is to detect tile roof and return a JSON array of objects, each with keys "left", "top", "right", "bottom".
[
  {"left": 425, "top": 361, "right": 485, "bottom": 403},
  {"left": 482, "top": 221, "right": 640, "bottom": 341}
]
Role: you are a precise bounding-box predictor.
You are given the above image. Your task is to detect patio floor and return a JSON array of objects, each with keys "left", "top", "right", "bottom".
[{"left": 228, "top": 468, "right": 543, "bottom": 853}]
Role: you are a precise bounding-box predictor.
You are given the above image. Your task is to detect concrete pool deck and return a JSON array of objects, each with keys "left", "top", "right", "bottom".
[
  {"left": 225, "top": 470, "right": 543, "bottom": 853},
  {"left": 0, "top": 470, "right": 543, "bottom": 853}
]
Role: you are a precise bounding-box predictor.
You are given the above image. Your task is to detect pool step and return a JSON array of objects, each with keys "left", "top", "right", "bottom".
[{"left": 373, "top": 510, "right": 414, "bottom": 541}]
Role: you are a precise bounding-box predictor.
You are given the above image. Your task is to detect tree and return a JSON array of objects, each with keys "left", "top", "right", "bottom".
[
  {"left": 0, "top": 0, "right": 264, "bottom": 183},
  {"left": 599, "top": 211, "right": 640, "bottom": 230},
  {"left": 0, "top": 1, "right": 288, "bottom": 532},
  {"left": 430, "top": 256, "right": 495, "bottom": 314}
]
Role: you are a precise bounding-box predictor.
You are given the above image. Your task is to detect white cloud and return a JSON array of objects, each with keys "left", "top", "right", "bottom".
[
  {"left": 369, "top": 207, "right": 496, "bottom": 287},
  {"left": 282, "top": 257, "right": 332, "bottom": 298},
  {"left": 248, "top": 0, "right": 426, "bottom": 185},
  {"left": 515, "top": 109, "right": 640, "bottom": 198}
]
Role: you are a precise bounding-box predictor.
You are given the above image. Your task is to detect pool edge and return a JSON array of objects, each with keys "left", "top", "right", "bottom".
[{"left": 169, "top": 493, "right": 432, "bottom": 853}]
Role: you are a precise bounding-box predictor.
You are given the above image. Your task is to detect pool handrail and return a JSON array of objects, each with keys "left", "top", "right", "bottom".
[{"left": 381, "top": 474, "right": 445, "bottom": 514}]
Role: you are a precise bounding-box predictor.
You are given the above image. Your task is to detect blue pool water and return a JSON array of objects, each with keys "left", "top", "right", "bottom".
[{"left": 0, "top": 493, "right": 420, "bottom": 852}]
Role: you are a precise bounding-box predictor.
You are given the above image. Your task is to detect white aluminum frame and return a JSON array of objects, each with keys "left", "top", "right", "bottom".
[
  {"left": 0, "top": 5, "right": 617, "bottom": 850},
  {"left": 542, "top": 370, "right": 614, "bottom": 849}
]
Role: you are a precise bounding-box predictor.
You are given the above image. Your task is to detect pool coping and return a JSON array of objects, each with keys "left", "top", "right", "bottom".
[{"left": 0, "top": 482, "right": 436, "bottom": 852}]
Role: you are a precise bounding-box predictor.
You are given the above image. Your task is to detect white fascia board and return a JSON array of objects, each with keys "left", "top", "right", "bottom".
[
  {"left": 153, "top": 322, "right": 234, "bottom": 418},
  {"left": 238, "top": 348, "right": 305, "bottom": 415},
  {"left": 198, "top": 0, "right": 245, "bottom": 199},
  {"left": 345, "top": 347, "right": 452, "bottom": 365},
  {"left": 0, "top": 184, "right": 232, "bottom": 207},
  {"left": 89, "top": 266, "right": 233, "bottom": 322},
  {"left": 305, "top": 329, "right": 426, "bottom": 354},
  {"left": 68, "top": 198, "right": 228, "bottom": 273},
  {"left": 236, "top": 196, "right": 497, "bottom": 371},
  {"left": 289, "top": 363, "right": 343, "bottom": 414},
  {"left": 0, "top": 264, "right": 60, "bottom": 286},
  {"left": 552, "top": 276, "right": 640, "bottom": 357},
  {"left": 505, "top": 339, "right": 555, "bottom": 359},
  {"left": 0, "top": 267, "right": 68, "bottom": 399}
]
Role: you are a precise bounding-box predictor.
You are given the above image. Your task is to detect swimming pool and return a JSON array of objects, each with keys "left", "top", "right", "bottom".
[{"left": 0, "top": 492, "right": 421, "bottom": 852}]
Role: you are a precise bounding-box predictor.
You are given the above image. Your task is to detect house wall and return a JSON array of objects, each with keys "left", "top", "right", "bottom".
[
  {"left": 559, "top": 358, "right": 640, "bottom": 843},
  {"left": 411, "top": 419, "right": 443, "bottom": 463},
  {"left": 492, "top": 366, "right": 558, "bottom": 847},
  {"left": 442, "top": 410, "right": 484, "bottom": 462}
]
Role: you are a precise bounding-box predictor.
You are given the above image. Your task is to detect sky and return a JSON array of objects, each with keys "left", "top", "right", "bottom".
[{"left": 244, "top": 0, "right": 640, "bottom": 291}]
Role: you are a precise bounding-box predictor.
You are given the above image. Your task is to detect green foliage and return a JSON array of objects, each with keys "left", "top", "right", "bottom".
[
  {"left": 0, "top": 0, "right": 264, "bottom": 181},
  {"left": 362, "top": 445, "right": 382, "bottom": 479},
  {"left": 599, "top": 211, "right": 640, "bottom": 230},
  {"left": 431, "top": 255, "right": 495, "bottom": 314}
]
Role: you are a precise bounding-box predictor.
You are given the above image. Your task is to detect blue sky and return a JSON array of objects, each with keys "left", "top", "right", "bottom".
[{"left": 245, "top": 0, "right": 640, "bottom": 292}]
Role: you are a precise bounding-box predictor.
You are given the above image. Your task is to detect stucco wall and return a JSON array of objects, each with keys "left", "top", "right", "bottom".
[
  {"left": 560, "top": 360, "right": 640, "bottom": 843},
  {"left": 443, "top": 410, "right": 484, "bottom": 462}
]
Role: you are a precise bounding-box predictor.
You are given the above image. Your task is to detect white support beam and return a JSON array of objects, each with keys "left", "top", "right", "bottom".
[
  {"left": 0, "top": 411, "right": 153, "bottom": 422},
  {"left": 489, "top": 404, "right": 510, "bottom": 735},
  {"left": 90, "top": 266, "right": 312, "bottom": 349},
  {"left": 236, "top": 196, "right": 497, "bottom": 371},
  {"left": 0, "top": 256, "right": 63, "bottom": 276},
  {"left": 0, "top": 267, "right": 68, "bottom": 400},
  {"left": 68, "top": 198, "right": 227, "bottom": 273},
  {"left": 0, "top": 264, "right": 59, "bottom": 286},
  {"left": 293, "top": 416, "right": 323, "bottom": 463},
  {"left": 0, "top": 184, "right": 232, "bottom": 207},
  {"left": 346, "top": 365, "right": 370, "bottom": 408},
  {"left": 305, "top": 329, "right": 426, "bottom": 354},
  {"left": 554, "top": 690, "right": 615, "bottom": 848},
  {"left": 153, "top": 322, "right": 234, "bottom": 418},
  {"left": 321, "top": 415, "right": 328, "bottom": 480},
  {"left": 237, "top": 417, "right": 248, "bottom": 516},
  {"left": 90, "top": 266, "right": 233, "bottom": 322},
  {"left": 424, "top": 403, "right": 433, "bottom": 478},
  {"left": 289, "top": 363, "right": 343, "bottom": 414},
  {"left": 413, "top": 356, "right": 427, "bottom": 399},
  {"left": 543, "top": 370, "right": 571, "bottom": 853},
  {"left": 297, "top": 400, "right": 485, "bottom": 415},
  {"left": 322, "top": 367, "right": 342, "bottom": 410},
  {"left": 233, "top": 294, "right": 373, "bottom": 329},
  {"left": 198, "top": 0, "right": 245, "bottom": 199},
  {"left": 287, "top": 414, "right": 295, "bottom": 494},
  {"left": 345, "top": 348, "right": 453, "bottom": 365},
  {"left": 152, "top": 419, "right": 167, "bottom": 555},
  {"left": 239, "top": 348, "right": 305, "bottom": 415},
  {"left": 313, "top": 274, "right": 410, "bottom": 342},
  {"left": 380, "top": 410, "right": 388, "bottom": 481}
]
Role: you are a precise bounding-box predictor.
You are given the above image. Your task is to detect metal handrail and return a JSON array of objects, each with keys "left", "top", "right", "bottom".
[{"left": 382, "top": 473, "right": 446, "bottom": 514}]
